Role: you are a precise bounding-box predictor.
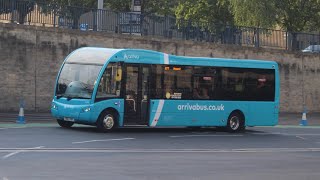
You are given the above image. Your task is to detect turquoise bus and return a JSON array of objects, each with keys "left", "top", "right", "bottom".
[{"left": 51, "top": 47, "right": 279, "bottom": 132}]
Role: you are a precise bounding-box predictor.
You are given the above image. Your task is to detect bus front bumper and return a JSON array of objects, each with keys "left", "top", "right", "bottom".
[{"left": 51, "top": 100, "right": 93, "bottom": 124}]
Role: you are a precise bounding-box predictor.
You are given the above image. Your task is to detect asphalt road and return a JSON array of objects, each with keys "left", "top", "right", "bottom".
[{"left": 0, "top": 124, "right": 320, "bottom": 180}]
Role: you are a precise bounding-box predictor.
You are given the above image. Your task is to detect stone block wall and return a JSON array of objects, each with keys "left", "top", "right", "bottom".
[{"left": 0, "top": 23, "right": 319, "bottom": 112}]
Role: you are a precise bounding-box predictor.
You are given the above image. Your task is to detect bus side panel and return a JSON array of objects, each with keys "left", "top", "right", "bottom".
[
  {"left": 90, "top": 99, "right": 124, "bottom": 126},
  {"left": 149, "top": 100, "right": 248, "bottom": 127},
  {"left": 247, "top": 102, "right": 277, "bottom": 126}
]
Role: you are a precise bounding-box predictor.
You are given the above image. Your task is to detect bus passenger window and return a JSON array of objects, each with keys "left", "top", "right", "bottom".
[
  {"left": 193, "top": 88, "right": 210, "bottom": 100},
  {"left": 96, "top": 63, "right": 122, "bottom": 99}
]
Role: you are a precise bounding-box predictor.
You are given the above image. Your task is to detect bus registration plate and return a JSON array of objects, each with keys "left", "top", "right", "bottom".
[{"left": 64, "top": 117, "right": 75, "bottom": 122}]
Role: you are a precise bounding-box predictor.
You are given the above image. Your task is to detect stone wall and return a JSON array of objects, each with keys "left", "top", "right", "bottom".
[{"left": 0, "top": 23, "right": 319, "bottom": 112}]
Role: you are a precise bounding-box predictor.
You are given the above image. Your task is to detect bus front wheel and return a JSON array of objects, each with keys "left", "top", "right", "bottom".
[
  {"left": 97, "top": 111, "right": 118, "bottom": 132},
  {"left": 226, "top": 112, "right": 245, "bottom": 132},
  {"left": 57, "top": 119, "right": 74, "bottom": 128}
]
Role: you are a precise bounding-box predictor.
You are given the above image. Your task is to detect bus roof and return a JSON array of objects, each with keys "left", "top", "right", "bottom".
[
  {"left": 65, "top": 47, "right": 277, "bottom": 69},
  {"left": 65, "top": 47, "right": 123, "bottom": 65}
]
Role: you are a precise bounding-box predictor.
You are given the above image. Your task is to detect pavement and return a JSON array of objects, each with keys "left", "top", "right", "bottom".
[
  {"left": 278, "top": 112, "right": 320, "bottom": 126},
  {"left": 0, "top": 112, "right": 319, "bottom": 126}
]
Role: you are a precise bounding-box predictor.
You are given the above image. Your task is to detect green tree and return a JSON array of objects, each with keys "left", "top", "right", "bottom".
[
  {"left": 39, "top": 0, "right": 97, "bottom": 29},
  {"left": 229, "top": 0, "right": 276, "bottom": 28},
  {"left": 274, "top": 0, "right": 320, "bottom": 32},
  {"left": 175, "top": 0, "right": 233, "bottom": 25},
  {"left": 105, "top": 0, "right": 131, "bottom": 12},
  {"left": 229, "top": 0, "right": 320, "bottom": 32},
  {"left": 229, "top": 0, "right": 320, "bottom": 50},
  {"left": 105, "top": 0, "right": 177, "bottom": 15},
  {"left": 142, "top": 0, "right": 177, "bottom": 15}
]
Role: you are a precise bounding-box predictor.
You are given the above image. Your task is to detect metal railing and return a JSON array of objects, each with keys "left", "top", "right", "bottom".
[{"left": 0, "top": 0, "right": 319, "bottom": 51}]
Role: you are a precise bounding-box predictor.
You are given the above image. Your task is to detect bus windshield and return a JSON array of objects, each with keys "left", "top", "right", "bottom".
[{"left": 56, "top": 63, "right": 102, "bottom": 99}]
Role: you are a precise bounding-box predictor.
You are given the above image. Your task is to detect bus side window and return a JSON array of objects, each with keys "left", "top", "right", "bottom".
[{"left": 96, "top": 63, "right": 122, "bottom": 99}]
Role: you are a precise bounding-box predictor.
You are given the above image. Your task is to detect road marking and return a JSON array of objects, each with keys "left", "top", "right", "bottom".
[
  {"left": 273, "top": 125, "right": 320, "bottom": 129},
  {"left": 251, "top": 132, "right": 320, "bottom": 136},
  {"left": 0, "top": 123, "right": 58, "bottom": 128},
  {"left": 2, "top": 146, "right": 44, "bottom": 159},
  {"left": 169, "top": 135, "right": 243, "bottom": 138},
  {"left": 250, "top": 132, "right": 284, "bottom": 135},
  {"left": 3, "top": 177, "right": 9, "bottom": 180},
  {"left": 72, "top": 138, "right": 135, "bottom": 144},
  {"left": 296, "top": 136, "right": 307, "bottom": 140},
  {"left": 290, "top": 134, "right": 320, "bottom": 136},
  {"left": 191, "top": 132, "right": 210, "bottom": 134},
  {"left": 6, "top": 127, "right": 27, "bottom": 129},
  {"left": 0, "top": 147, "right": 320, "bottom": 153},
  {"left": 0, "top": 126, "right": 27, "bottom": 129}
]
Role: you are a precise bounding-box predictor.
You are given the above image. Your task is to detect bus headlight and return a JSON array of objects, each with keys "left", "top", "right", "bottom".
[
  {"left": 82, "top": 107, "right": 91, "bottom": 112},
  {"left": 51, "top": 103, "right": 58, "bottom": 110}
]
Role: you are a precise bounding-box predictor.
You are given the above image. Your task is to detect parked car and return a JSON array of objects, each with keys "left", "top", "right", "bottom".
[{"left": 302, "top": 45, "right": 320, "bottom": 53}]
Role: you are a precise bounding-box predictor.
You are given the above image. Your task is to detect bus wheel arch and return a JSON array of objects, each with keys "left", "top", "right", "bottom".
[
  {"left": 226, "top": 110, "right": 245, "bottom": 132},
  {"left": 96, "top": 108, "right": 119, "bottom": 132}
]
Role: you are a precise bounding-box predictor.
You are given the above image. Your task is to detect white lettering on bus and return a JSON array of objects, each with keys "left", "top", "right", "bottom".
[
  {"left": 124, "top": 54, "right": 140, "bottom": 60},
  {"left": 177, "top": 103, "right": 225, "bottom": 111}
]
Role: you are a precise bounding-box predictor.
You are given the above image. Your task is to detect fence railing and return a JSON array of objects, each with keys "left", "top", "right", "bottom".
[{"left": 0, "top": 0, "right": 319, "bottom": 52}]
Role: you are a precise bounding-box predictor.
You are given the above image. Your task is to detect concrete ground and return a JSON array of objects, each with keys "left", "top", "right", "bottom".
[{"left": 278, "top": 112, "right": 320, "bottom": 126}]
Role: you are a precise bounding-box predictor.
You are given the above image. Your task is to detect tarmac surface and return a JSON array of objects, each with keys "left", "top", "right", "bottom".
[
  {"left": 0, "top": 124, "right": 320, "bottom": 180},
  {"left": 0, "top": 112, "right": 320, "bottom": 180}
]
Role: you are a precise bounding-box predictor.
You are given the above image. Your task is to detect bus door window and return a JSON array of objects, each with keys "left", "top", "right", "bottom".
[
  {"left": 141, "top": 67, "right": 150, "bottom": 101},
  {"left": 141, "top": 66, "right": 151, "bottom": 123},
  {"left": 125, "top": 66, "right": 139, "bottom": 113}
]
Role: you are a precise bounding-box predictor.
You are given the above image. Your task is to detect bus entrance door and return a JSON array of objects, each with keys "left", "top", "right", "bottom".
[{"left": 124, "top": 64, "right": 150, "bottom": 125}]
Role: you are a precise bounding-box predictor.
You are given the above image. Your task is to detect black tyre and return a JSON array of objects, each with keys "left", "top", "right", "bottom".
[
  {"left": 226, "top": 112, "right": 245, "bottom": 132},
  {"left": 57, "top": 119, "right": 74, "bottom": 128},
  {"left": 96, "top": 110, "right": 118, "bottom": 132}
]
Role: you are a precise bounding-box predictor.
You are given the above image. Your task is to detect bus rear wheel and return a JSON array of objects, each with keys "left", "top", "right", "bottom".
[
  {"left": 57, "top": 119, "right": 74, "bottom": 128},
  {"left": 226, "top": 112, "right": 245, "bottom": 133},
  {"left": 97, "top": 111, "right": 118, "bottom": 132}
]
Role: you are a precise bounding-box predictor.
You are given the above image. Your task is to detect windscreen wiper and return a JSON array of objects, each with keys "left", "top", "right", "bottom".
[
  {"left": 66, "top": 95, "right": 90, "bottom": 100},
  {"left": 56, "top": 94, "right": 63, "bottom": 99}
]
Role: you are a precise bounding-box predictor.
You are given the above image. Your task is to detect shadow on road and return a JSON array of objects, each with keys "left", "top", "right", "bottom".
[{"left": 62, "top": 126, "right": 264, "bottom": 134}]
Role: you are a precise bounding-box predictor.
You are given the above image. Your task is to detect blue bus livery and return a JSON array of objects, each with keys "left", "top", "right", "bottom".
[{"left": 51, "top": 47, "right": 280, "bottom": 132}]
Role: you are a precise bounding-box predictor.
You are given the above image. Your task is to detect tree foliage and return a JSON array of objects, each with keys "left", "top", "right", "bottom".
[
  {"left": 275, "top": 0, "right": 320, "bottom": 32},
  {"left": 105, "top": 0, "right": 177, "bottom": 15},
  {"left": 39, "top": 0, "right": 96, "bottom": 29},
  {"left": 175, "top": 0, "right": 233, "bottom": 25},
  {"left": 1, "top": 0, "right": 319, "bottom": 34},
  {"left": 141, "top": 0, "right": 177, "bottom": 15},
  {"left": 229, "top": 0, "right": 320, "bottom": 32},
  {"left": 229, "top": 0, "right": 276, "bottom": 28},
  {"left": 105, "top": 0, "right": 131, "bottom": 12}
]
